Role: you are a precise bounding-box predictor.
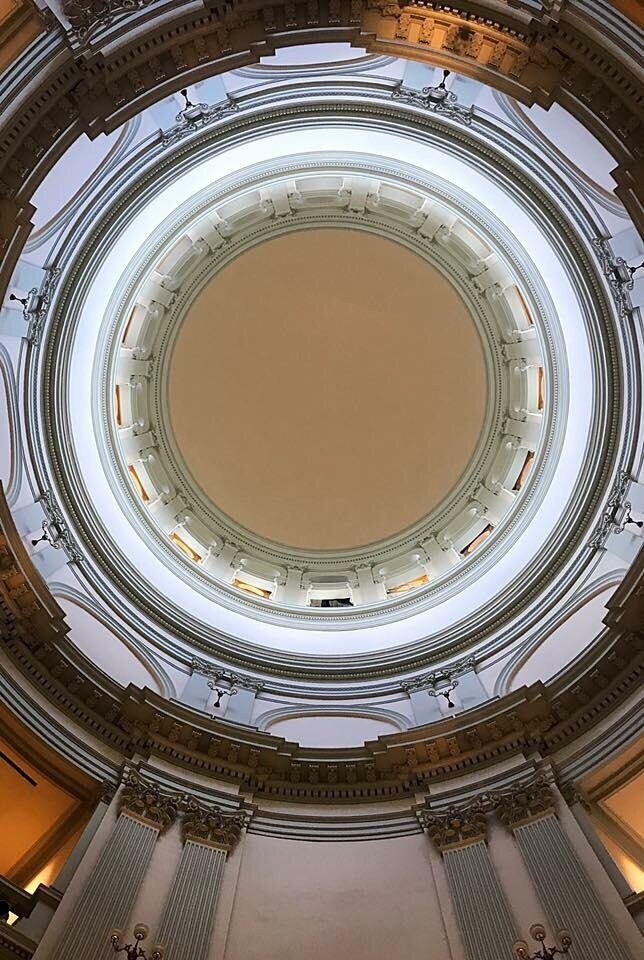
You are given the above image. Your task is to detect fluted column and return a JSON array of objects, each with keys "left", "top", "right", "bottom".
[
  {"left": 496, "top": 779, "right": 634, "bottom": 960},
  {"left": 422, "top": 802, "right": 518, "bottom": 960},
  {"left": 47, "top": 772, "right": 177, "bottom": 960},
  {"left": 155, "top": 802, "right": 247, "bottom": 960}
]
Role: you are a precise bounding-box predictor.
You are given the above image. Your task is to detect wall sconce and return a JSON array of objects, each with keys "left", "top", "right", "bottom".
[
  {"left": 208, "top": 679, "right": 238, "bottom": 712},
  {"left": 427, "top": 675, "right": 460, "bottom": 709}
]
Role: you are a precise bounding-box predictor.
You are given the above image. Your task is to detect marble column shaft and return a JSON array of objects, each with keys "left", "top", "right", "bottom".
[
  {"left": 443, "top": 841, "right": 518, "bottom": 960},
  {"left": 513, "top": 814, "right": 634, "bottom": 960},
  {"left": 156, "top": 840, "right": 227, "bottom": 960},
  {"left": 49, "top": 813, "right": 159, "bottom": 960}
]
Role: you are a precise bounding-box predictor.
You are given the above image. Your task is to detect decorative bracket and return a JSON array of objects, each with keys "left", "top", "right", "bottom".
[
  {"left": 588, "top": 470, "right": 633, "bottom": 550},
  {"left": 401, "top": 656, "right": 476, "bottom": 696},
  {"left": 11, "top": 267, "right": 61, "bottom": 346},
  {"left": 391, "top": 70, "right": 474, "bottom": 125},
  {"left": 191, "top": 657, "right": 265, "bottom": 693},
  {"left": 591, "top": 237, "right": 642, "bottom": 321},
  {"left": 34, "top": 489, "right": 83, "bottom": 563},
  {"left": 161, "top": 92, "right": 239, "bottom": 147}
]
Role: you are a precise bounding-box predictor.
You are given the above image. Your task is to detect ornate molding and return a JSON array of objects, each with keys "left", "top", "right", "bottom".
[
  {"left": 401, "top": 656, "right": 476, "bottom": 693},
  {"left": 161, "top": 96, "right": 239, "bottom": 147},
  {"left": 191, "top": 657, "right": 265, "bottom": 693},
  {"left": 181, "top": 799, "right": 248, "bottom": 852},
  {"left": 493, "top": 776, "right": 556, "bottom": 829},
  {"left": 2, "top": 477, "right": 642, "bottom": 806},
  {"left": 37, "top": 488, "right": 83, "bottom": 563},
  {"left": 560, "top": 782, "right": 590, "bottom": 812},
  {"left": 63, "top": 0, "right": 154, "bottom": 39},
  {"left": 98, "top": 778, "right": 117, "bottom": 804},
  {"left": 591, "top": 237, "right": 640, "bottom": 322},
  {"left": 13, "top": 267, "right": 61, "bottom": 347},
  {"left": 118, "top": 770, "right": 179, "bottom": 832},
  {"left": 588, "top": 470, "right": 632, "bottom": 550},
  {"left": 420, "top": 797, "right": 488, "bottom": 851},
  {"left": 391, "top": 83, "right": 473, "bottom": 125}
]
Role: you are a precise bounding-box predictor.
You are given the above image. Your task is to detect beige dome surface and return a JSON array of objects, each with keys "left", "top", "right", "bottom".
[{"left": 168, "top": 228, "right": 486, "bottom": 551}]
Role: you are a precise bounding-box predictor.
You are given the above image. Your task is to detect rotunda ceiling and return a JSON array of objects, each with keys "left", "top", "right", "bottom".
[
  {"left": 22, "top": 69, "right": 632, "bottom": 676},
  {"left": 168, "top": 228, "right": 486, "bottom": 551}
]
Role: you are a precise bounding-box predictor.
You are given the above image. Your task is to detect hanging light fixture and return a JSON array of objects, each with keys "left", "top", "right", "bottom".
[
  {"left": 207, "top": 678, "right": 238, "bottom": 712},
  {"left": 426, "top": 69, "right": 451, "bottom": 103},
  {"left": 514, "top": 924, "right": 572, "bottom": 960},
  {"left": 110, "top": 924, "right": 163, "bottom": 959}
]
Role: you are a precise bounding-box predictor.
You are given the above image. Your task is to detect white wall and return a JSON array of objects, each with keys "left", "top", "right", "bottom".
[{"left": 222, "top": 833, "right": 452, "bottom": 960}]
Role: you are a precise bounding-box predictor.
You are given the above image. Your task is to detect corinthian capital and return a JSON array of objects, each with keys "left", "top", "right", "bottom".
[
  {"left": 118, "top": 770, "right": 179, "bottom": 833},
  {"left": 181, "top": 800, "right": 248, "bottom": 852},
  {"left": 420, "top": 799, "right": 488, "bottom": 852},
  {"left": 494, "top": 776, "right": 556, "bottom": 829}
]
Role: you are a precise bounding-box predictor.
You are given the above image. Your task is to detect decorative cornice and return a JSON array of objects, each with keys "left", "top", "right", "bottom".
[
  {"left": 118, "top": 770, "right": 179, "bottom": 832},
  {"left": 181, "top": 799, "right": 248, "bottom": 852},
  {"left": 591, "top": 237, "right": 641, "bottom": 322},
  {"left": 560, "top": 782, "right": 590, "bottom": 812},
  {"left": 63, "top": 0, "right": 155, "bottom": 40},
  {"left": 493, "top": 776, "right": 556, "bottom": 829},
  {"left": 420, "top": 797, "right": 488, "bottom": 851},
  {"left": 2, "top": 485, "right": 642, "bottom": 806}
]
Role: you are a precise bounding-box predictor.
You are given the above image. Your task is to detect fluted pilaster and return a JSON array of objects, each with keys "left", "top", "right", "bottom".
[
  {"left": 49, "top": 814, "right": 159, "bottom": 960},
  {"left": 47, "top": 772, "right": 177, "bottom": 960},
  {"left": 497, "top": 780, "right": 634, "bottom": 960},
  {"left": 155, "top": 802, "right": 247, "bottom": 960},
  {"left": 422, "top": 802, "right": 517, "bottom": 960}
]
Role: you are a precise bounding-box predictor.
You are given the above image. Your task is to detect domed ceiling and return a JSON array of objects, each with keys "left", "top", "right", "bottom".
[
  {"left": 11, "top": 48, "right": 638, "bottom": 687},
  {"left": 168, "top": 228, "right": 486, "bottom": 551}
]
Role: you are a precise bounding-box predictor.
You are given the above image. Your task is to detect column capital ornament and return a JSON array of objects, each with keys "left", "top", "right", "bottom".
[
  {"left": 494, "top": 777, "right": 556, "bottom": 829},
  {"left": 420, "top": 798, "right": 488, "bottom": 852},
  {"left": 181, "top": 800, "right": 248, "bottom": 852},
  {"left": 560, "top": 782, "right": 591, "bottom": 812},
  {"left": 118, "top": 771, "right": 179, "bottom": 833},
  {"left": 99, "top": 779, "right": 117, "bottom": 805}
]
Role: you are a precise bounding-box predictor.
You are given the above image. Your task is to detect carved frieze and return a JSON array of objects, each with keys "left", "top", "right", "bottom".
[{"left": 64, "top": 0, "right": 155, "bottom": 39}]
